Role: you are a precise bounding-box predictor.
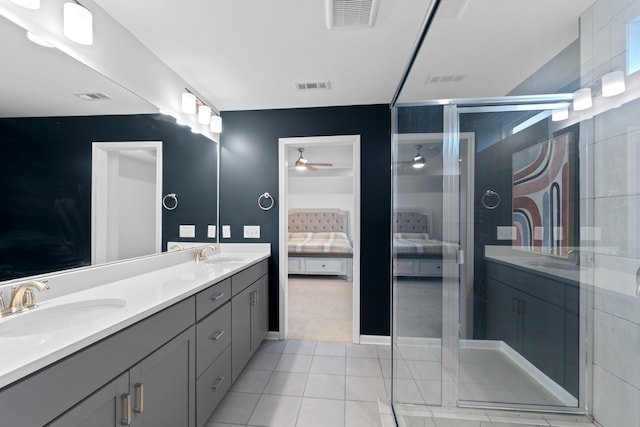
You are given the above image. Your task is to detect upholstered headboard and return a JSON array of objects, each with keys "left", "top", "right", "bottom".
[
  {"left": 288, "top": 209, "right": 349, "bottom": 234},
  {"left": 394, "top": 210, "right": 433, "bottom": 234}
]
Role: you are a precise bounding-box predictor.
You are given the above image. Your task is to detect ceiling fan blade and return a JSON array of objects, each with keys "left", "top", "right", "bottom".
[
  {"left": 306, "top": 162, "right": 333, "bottom": 167},
  {"left": 307, "top": 165, "right": 317, "bottom": 171}
]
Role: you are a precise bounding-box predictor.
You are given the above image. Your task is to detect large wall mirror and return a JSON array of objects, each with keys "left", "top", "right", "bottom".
[{"left": 0, "top": 13, "right": 219, "bottom": 282}]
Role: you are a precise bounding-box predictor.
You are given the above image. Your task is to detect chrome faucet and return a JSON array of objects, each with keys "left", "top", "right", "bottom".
[
  {"left": 195, "top": 245, "right": 217, "bottom": 261},
  {"left": 1, "top": 280, "right": 50, "bottom": 317}
]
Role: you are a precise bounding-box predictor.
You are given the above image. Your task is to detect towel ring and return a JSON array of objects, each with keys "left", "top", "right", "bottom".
[
  {"left": 481, "top": 190, "right": 501, "bottom": 210},
  {"left": 162, "top": 193, "right": 178, "bottom": 210},
  {"left": 258, "top": 192, "right": 275, "bottom": 211}
]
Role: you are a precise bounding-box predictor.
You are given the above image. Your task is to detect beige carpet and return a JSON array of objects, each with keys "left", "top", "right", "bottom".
[{"left": 287, "top": 276, "right": 353, "bottom": 342}]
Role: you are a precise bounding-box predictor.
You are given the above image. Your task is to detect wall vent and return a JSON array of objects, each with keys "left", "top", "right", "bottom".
[
  {"left": 74, "top": 92, "right": 112, "bottom": 101},
  {"left": 295, "top": 81, "right": 331, "bottom": 91},
  {"left": 326, "top": 0, "right": 379, "bottom": 29},
  {"left": 425, "top": 74, "right": 466, "bottom": 84}
]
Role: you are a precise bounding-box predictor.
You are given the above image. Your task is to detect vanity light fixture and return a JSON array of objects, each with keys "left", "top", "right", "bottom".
[
  {"left": 63, "top": 0, "right": 93, "bottom": 45},
  {"left": 572, "top": 87, "right": 592, "bottom": 111},
  {"left": 10, "top": 0, "right": 40, "bottom": 9},
  {"left": 181, "top": 91, "right": 196, "bottom": 114},
  {"left": 601, "top": 70, "right": 626, "bottom": 97},
  {"left": 198, "top": 105, "right": 212, "bottom": 125},
  {"left": 210, "top": 115, "right": 222, "bottom": 133},
  {"left": 26, "top": 31, "right": 54, "bottom": 48},
  {"left": 551, "top": 108, "right": 569, "bottom": 122}
]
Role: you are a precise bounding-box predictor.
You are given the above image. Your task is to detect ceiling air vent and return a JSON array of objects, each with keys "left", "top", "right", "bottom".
[
  {"left": 295, "top": 81, "right": 331, "bottom": 91},
  {"left": 74, "top": 92, "right": 112, "bottom": 101},
  {"left": 326, "top": 0, "right": 379, "bottom": 29},
  {"left": 425, "top": 74, "right": 466, "bottom": 84}
]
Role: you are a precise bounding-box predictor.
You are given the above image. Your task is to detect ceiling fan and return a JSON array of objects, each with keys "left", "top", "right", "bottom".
[
  {"left": 397, "top": 144, "right": 441, "bottom": 169},
  {"left": 291, "top": 147, "right": 333, "bottom": 171}
]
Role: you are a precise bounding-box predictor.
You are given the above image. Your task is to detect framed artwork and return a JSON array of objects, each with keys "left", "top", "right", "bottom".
[{"left": 512, "top": 132, "right": 575, "bottom": 257}]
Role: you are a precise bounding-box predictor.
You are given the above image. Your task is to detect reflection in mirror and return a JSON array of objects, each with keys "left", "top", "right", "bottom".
[{"left": 0, "top": 14, "right": 218, "bottom": 282}]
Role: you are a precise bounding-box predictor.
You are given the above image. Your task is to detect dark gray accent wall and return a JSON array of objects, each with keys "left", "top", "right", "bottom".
[
  {"left": 219, "top": 105, "right": 391, "bottom": 335},
  {"left": 0, "top": 114, "right": 217, "bottom": 281}
]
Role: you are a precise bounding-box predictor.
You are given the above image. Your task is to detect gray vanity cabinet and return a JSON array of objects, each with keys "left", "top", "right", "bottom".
[
  {"left": 47, "top": 327, "right": 195, "bottom": 427},
  {"left": 231, "top": 260, "right": 269, "bottom": 382}
]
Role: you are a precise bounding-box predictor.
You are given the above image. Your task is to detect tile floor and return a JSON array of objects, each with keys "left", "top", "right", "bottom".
[{"left": 205, "top": 340, "right": 597, "bottom": 427}]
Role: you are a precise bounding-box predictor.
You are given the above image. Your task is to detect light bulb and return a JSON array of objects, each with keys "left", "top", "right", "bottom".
[
  {"left": 573, "top": 88, "right": 592, "bottom": 111},
  {"left": 63, "top": 2, "right": 93, "bottom": 45},
  {"left": 210, "top": 115, "right": 222, "bottom": 133},
  {"left": 551, "top": 108, "right": 569, "bottom": 121},
  {"left": 601, "top": 71, "right": 626, "bottom": 97}
]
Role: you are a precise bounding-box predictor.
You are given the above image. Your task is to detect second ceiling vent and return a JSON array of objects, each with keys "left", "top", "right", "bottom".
[{"left": 326, "top": 0, "right": 379, "bottom": 29}]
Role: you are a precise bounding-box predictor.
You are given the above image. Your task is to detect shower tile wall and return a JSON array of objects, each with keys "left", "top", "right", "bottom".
[{"left": 581, "top": 1, "right": 640, "bottom": 426}]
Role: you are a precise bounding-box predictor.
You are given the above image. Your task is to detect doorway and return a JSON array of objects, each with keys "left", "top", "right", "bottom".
[
  {"left": 91, "top": 141, "right": 162, "bottom": 264},
  {"left": 278, "top": 135, "right": 361, "bottom": 343}
]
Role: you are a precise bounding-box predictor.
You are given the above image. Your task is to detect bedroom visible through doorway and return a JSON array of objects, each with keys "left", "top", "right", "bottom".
[{"left": 278, "top": 135, "right": 361, "bottom": 343}]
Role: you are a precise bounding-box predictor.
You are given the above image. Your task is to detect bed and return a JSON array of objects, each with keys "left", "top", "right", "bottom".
[
  {"left": 287, "top": 209, "right": 353, "bottom": 280},
  {"left": 393, "top": 210, "right": 457, "bottom": 277}
]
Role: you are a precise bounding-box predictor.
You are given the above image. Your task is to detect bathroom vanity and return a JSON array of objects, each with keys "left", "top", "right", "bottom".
[{"left": 0, "top": 245, "right": 269, "bottom": 427}]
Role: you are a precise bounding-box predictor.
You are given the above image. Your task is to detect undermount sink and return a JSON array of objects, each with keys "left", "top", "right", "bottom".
[
  {"left": 204, "top": 257, "right": 245, "bottom": 264},
  {"left": 0, "top": 298, "right": 127, "bottom": 337}
]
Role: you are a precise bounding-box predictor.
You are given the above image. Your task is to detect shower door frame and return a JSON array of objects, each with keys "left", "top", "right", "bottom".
[{"left": 392, "top": 94, "right": 592, "bottom": 415}]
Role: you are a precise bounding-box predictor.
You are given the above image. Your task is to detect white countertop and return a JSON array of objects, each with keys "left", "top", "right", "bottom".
[
  {"left": 484, "top": 245, "right": 580, "bottom": 283},
  {"left": 0, "top": 244, "right": 270, "bottom": 390}
]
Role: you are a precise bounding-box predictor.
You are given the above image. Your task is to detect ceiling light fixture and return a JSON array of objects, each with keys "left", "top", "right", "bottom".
[
  {"left": 601, "top": 70, "right": 626, "bottom": 97},
  {"left": 295, "top": 148, "right": 309, "bottom": 170},
  {"left": 181, "top": 91, "right": 196, "bottom": 114},
  {"left": 412, "top": 145, "right": 426, "bottom": 169},
  {"left": 26, "top": 31, "right": 54, "bottom": 48},
  {"left": 63, "top": 1, "right": 93, "bottom": 45},
  {"left": 10, "top": 0, "right": 40, "bottom": 9},
  {"left": 572, "top": 88, "right": 592, "bottom": 111},
  {"left": 551, "top": 108, "right": 569, "bottom": 122}
]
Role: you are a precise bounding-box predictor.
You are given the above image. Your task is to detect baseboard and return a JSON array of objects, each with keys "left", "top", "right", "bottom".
[{"left": 359, "top": 335, "right": 391, "bottom": 345}]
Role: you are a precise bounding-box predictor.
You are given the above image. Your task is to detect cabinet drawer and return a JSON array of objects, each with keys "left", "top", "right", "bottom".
[
  {"left": 394, "top": 259, "right": 415, "bottom": 275},
  {"left": 305, "top": 258, "right": 345, "bottom": 274},
  {"left": 196, "top": 302, "right": 231, "bottom": 378},
  {"left": 418, "top": 259, "right": 442, "bottom": 275},
  {"left": 196, "top": 278, "right": 231, "bottom": 321},
  {"left": 196, "top": 346, "right": 231, "bottom": 427},
  {"left": 232, "top": 259, "right": 268, "bottom": 296}
]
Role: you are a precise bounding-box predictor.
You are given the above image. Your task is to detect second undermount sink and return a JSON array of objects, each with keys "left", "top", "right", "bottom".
[
  {"left": 0, "top": 298, "right": 127, "bottom": 337},
  {"left": 204, "top": 257, "right": 245, "bottom": 264}
]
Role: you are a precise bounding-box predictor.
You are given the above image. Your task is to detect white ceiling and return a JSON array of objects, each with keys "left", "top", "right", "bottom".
[{"left": 1, "top": 0, "right": 596, "bottom": 117}]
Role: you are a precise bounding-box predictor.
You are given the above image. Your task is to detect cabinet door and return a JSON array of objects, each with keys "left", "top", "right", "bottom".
[
  {"left": 47, "top": 373, "right": 129, "bottom": 427},
  {"left": 251, "top": 275, "right": 269, "bottom": 351},
  {"left": 521, "top": 292, "right": 565, "bottom": 386},
  {"left": 130, "top": 327, "right": 195, "bottom": 427},
  {"left": 232, "top": 285, "right": 253, "bottom": 382},
  {"left": 485, "top": 279, "right": 521, "bottom": 352}
]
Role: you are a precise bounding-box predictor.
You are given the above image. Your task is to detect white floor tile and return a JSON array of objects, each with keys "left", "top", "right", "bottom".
[
  {"left": 345, "top": 376, "right": 388, "bottom": 402},
  {"left": 284, "top": 340, "right": 317, "bottom": 355},
  {"left": 346, "top": 357, "right": 383, "bottom": 377},
  {"left": 248, "top": 394, "right": 302, "bottom": 427},
  {"left": 310, "top": 355, "right": 346, "bottom": 375},
  {"left": 345, "top": 400, "right": 381, "bottom": 427},
  {"left": 231, "top": 369, "right": 273, "bottom": 394},
  {"left": 264, "top": 371, "right": 308, "bottom": 396},
  {"left": 209, "top": 391, "right": 260, "bottom": 425},
  {"left": 304, "top": 373, "right": 346, "bottom": 399},
  {"left": 275, "top": 354, "right": 313, "bottom": 373},
  {"left": 296, "top": 397, "right": 345, "bottom": 427},
  {"left": 258, "top": 339, "right": 289, "bottom": 354},
  {"left": 247, "top": 351, "right": 281, "bottom": 371},
  {"left": 346, "top": 343, "right": 379, "bottom": 359},
  {"left": 315, "top": 341, "right": 346, "bottom": 357},
  {"left": 384, "top": 378, "right": 425, "bottom": 405}
]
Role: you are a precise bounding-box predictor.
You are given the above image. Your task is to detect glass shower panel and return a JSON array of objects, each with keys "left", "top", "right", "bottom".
[{"left": 392, "top": 105, "right": 446, "bottom": 408}]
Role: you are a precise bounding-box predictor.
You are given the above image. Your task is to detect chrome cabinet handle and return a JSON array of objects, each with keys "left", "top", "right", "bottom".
[
  {"left": 211, "top": 292, "right": 225, "bottom": 301},
  {"left": 120, "top": 393, "right": 131, "bottom": 426},
  {"left": 210, "top": 330, "right": 225, "bottom": 341},
  {"left": 211, "top": 376, "right": 225, "bottom": 390},
  {"left": 134, "top": 383, "right": 144, "bottom": 414},
  {"left": 250, "top": 290, "right": 257, "bottom": 306}
]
